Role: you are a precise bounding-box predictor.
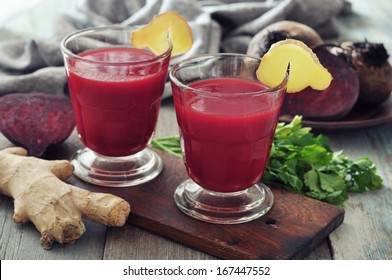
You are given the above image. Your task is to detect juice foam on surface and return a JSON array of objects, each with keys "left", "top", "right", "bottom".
[{"left": 72, "top": 48, "right": 159, "bottom": 82}]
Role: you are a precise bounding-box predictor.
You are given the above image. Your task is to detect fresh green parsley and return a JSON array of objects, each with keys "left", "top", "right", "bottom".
[{"left": 151, "top": 116, "right": 383, "bottom": 206}]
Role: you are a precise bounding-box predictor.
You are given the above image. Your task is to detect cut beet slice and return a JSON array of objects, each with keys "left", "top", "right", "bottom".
[{"left": 0, "top": 93, "right": 75, "bottom": 157}]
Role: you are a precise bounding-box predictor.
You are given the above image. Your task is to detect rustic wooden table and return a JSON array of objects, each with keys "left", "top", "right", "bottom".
[{"left": 1, "top": 0, "right": 391, "bottom": 260}]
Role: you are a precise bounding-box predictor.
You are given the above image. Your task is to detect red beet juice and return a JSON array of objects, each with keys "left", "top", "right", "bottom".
[
  {"left": 173, "top": 78, "right": 284, "bottom": 193},
  {"left": 66, "top": 47, "right": 170, "bottom": 157}
]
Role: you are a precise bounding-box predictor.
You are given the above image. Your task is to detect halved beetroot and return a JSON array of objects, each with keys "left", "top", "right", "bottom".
[
  {"left": 281, "top": 48, "right": 360, "bottom": 120},
  {"left": 0, "top": 93, "right": 75, "bottom": 157}
]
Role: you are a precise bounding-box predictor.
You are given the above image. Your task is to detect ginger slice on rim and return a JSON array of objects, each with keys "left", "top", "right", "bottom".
[
  {"left": 256, "top": 39, "right": 332, "bottom": 93},
  {"left": 131, "top": 11, "right": 193, "bottom": 56}
]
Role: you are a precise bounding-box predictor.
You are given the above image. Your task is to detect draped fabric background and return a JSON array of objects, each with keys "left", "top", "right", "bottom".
[{"left": 0, "top": 0, "right": 351, "bottom": 97}]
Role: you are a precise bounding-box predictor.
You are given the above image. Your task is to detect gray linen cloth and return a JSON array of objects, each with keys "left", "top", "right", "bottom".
[{"left": 0, "top": 0, "right": 351, "bottom": 97}]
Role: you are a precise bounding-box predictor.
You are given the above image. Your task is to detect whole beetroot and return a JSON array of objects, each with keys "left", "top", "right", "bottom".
[
  {"left": 282, "top": 48, "right": 360, "bottom": 120},
  {"left": 341, "top": 41, "right": 392, "bottom": 106},
  {"left": 0, "top": 93, "right": 75, "bottom": 157},
  {"left": 247, "top": 21, "right": 324, "bottom": 58}
]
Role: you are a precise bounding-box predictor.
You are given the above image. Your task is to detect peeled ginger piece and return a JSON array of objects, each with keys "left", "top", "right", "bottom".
[
  {"left": 131, "top": 11, "right": 193, "bottom": 56},
  {"left": 256, "top": 39, "right": 332, "bottom": 93}
]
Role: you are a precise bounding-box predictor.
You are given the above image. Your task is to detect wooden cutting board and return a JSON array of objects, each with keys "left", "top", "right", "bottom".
[
  {"left": 0, "top": 131, "right": 344, "bottom": 259},
  {"left": 65, "top": 148, "right": 345, "bottom": 260}
]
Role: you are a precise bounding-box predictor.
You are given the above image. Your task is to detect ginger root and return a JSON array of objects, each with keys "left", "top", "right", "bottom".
[{"left": 0, "top": 147, "right": 131, "bottom": 249}]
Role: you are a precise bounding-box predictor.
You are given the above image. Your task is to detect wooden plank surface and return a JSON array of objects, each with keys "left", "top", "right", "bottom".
[
  {"left": 326, "top": 125, "right": 392, "bottom": 259},
  {"left": 335, "top": 0, "right": 392, "bottom": 56},
  {"left": 327, "top": 0, "right": 392, "bottom": 258},
  {"left": 1, "top": 0, "right": 392, "bottom": 260}
]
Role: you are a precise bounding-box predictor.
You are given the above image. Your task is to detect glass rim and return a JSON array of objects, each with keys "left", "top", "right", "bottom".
[
  {"left": 60, "top": 25, "right": 173, "bottom": 66},
  {"left": 169, "top": 53, "right": 289, "bottom": 97}
]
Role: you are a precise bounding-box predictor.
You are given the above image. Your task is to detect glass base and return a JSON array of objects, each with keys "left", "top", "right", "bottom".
[
  {"left": 174, "top": 179, "right": 274, "bottom": 224},
  {"left": 71, "top": 147, "right": 163, "bottom": 187}
]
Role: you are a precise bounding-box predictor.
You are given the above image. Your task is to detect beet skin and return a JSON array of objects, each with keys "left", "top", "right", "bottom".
[
  {"left": 282, "top": 48, "right": 360, "bottom": 120},
  {"left": 0, "top": 93, "right": 75, "bottom": 157}
]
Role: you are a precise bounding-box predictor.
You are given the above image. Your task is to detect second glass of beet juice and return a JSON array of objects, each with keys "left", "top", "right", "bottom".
[
  {"left": 61, "top": 26, "right": 172, "bottom": 187},
  {"left": 170, "top": 54, "right": 288, "bottom": 224}
]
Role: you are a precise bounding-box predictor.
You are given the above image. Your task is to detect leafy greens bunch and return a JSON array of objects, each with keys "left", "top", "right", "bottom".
[
  {"left": 262, "top": 116, "right": 382, "bottom": 206},
  {"left": 151, "top": 116, "right": 383, "bottom": 206}
]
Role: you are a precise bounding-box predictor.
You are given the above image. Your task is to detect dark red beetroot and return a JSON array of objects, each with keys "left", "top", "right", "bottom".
[
  {"left": 341, "top": 41, "right": 392, "bottom": 106},
  {"left": 281, "top": 48, "right": 360, "bottom": 120},
  {"left": 0, "top": 93, "right": 75, "bottom": 157}
]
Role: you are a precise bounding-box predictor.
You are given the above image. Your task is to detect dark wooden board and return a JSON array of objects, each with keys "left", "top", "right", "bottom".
[
  {"left": 0, "top": 132, "right": 344, "bottom": 259},
  {"left": 66, "top": 148, "right": 345, "bottom": 260}
]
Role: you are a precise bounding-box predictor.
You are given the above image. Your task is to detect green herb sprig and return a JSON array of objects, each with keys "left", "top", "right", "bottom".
[
  {"left": 151, "top": 116, "right": 383, "bottom": 206},
  {"left": 151, "top": 136, "right": 182, "bottom": 156}
]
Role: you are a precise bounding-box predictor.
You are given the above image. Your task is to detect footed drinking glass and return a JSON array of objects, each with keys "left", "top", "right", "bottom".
[
  {"left": 61, "top": 26, "right": 171, "bottom": 187},
  {"left": 170, "top": 54, "right": 287, "bottom": 223}
]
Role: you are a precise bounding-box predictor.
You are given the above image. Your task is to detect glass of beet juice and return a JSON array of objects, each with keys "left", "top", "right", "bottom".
[
  {"left": 61, "top": 26, "right": 171, "bottom": 187},
  {"left": 170, "top": 54, "right": 287, "bottom": 224}
]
